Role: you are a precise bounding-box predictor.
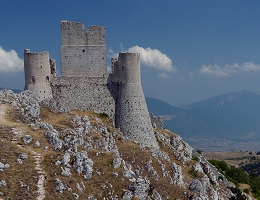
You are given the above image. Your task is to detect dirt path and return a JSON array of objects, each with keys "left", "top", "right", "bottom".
[
  {"left": 20, "top": 144, "right": 46, "bottom": 200},
  {"left": 11, "top": 128, "right": 46, "bottom": 200},
  {"left": 0, "top": 104, "right": 7, "bottom": 125},
  {"left": 0, "top": 104, "right": 46, "bottom": 200}
]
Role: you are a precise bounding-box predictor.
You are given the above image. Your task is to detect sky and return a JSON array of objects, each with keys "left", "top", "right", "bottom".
[{"left": 1, "top": 0, "right": 260, "bottom": 106}]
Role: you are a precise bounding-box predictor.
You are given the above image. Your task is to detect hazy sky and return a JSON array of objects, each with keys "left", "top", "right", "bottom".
[{"left": 1, "top": 0, "right": 260, "bottom": 106}]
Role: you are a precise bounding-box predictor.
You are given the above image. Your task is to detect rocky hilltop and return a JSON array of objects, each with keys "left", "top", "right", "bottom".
[{"left": 0, "top": 89, "right": 247, "bottom": 199}]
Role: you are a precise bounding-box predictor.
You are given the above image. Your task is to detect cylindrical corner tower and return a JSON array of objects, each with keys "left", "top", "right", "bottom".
[
  {"left": 115, "top": 53, "right": 158, "bottom": 148},
  {"left": 24, "top": 49, "right": 53, "bottom": 101}
]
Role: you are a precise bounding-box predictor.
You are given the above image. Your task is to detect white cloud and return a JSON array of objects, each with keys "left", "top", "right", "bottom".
[
  {"left": 199, "top": 62, "right": 260, "bottom": 77},
  {"left": 127, "top": 46, "right": 177, "bottom": 72},
  {"left": 0, "top": 46, "right": 23, "bottom": 72},
  {"left": 158, "top": 72, "right": 170, "bottom": 79},
  {"left": 200, "top": 64, "right": 229, "bottom": 77}
]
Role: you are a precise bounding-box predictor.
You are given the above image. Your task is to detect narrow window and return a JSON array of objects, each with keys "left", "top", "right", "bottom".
[
  {"left": 46, "top": 76, "right": 49, "bottom": 82},
  {"left": 31, "top": 76, "right": 35, "bottom": 83}
]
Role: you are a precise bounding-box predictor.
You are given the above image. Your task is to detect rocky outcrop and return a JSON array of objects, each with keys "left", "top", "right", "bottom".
[{"left": 0, "top": 89, "right": 241, "bottom": 199}]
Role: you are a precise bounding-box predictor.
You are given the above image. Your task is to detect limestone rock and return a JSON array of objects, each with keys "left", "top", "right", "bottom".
[
  {"left": 61, "top": 152, "right": 71, "bottom": 166},
  {"left": 55, "top": 178, "right": 66, "bottom": 193},
  {"left": 61, "top": 167, "right": 71, "bottom": 177},
  {"left": 0, "top": 180, "right": 7, "bottom": 187},
  {"left": 0, "top": 162, "right": 4, "bottom": 169},
  {"left": 22, "top": 135, "right": 32, "bottom": 144},
  {"left": 112, "top": 172, "right": 118, "bottom": 178},
  {"left": 40, "top": 122, "right": 53, "bottom": 130},
  {"left": 122, "top": 190, "right": 133, "bottom": 200},
  {"left": 72, "top": 151, "right": 93, "bottom": 180},
  {"left": 128, "top": 176, "right": 150, "bottom": 199},
  {"left": 171, "top": 162, "right": 184, "bottom": 187},
  {"left": 189, "top": 179, "right": 203, "bottom": 193},
  {"left": 34, "top": 141, "right": 40, "bottom": 148},
  {"left": 19, "top": 153, "right": 28, "bottom": 160},
  {"left": 45, "top": 130, "right": 63, "bottom": 150},
  {"left": 123, "top": 170, "right": 135, "bottom": 179},
  {"left": 113, "top": 157, "right": 121, "bottom": 169}
]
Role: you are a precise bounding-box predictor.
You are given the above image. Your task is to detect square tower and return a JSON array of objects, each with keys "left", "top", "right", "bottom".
[{"left": 60, "top": 21, "right": 107, "bottom": 77}]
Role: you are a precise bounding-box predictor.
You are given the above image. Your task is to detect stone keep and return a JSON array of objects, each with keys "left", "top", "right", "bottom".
[
  {"left": 23, "top": 20, "right": 158, "bottom": 149},
  {"left": 60, "top": 20, "right": 107, "bottom": 77}
]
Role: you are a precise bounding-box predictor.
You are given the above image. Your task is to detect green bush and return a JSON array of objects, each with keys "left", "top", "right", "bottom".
[
  {"left": 188, "top": 168, "right": 198, "bottom": 178},
  {"left": 192, "top": 156, "right": 199, "bottom": 162},
  {"left": 196, "top": 149, "right": 202, "bottom": 154},
  {"left": 208, "top": 159, "right": 229, "bottom": 173},
  {"left": 250, "top": 176, "right": 260, "bottom": 196},
  {"left": 225, "top": 166, "right": 250, "bottom": 185}
]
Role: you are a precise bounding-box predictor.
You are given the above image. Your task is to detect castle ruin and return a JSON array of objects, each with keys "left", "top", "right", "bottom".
[{"left": 24, "top": 20, "right": 158, "bottom": 148}]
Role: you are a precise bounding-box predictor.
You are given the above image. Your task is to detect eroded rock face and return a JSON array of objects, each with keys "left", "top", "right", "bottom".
[{"left": 171, "top": 162, "right": 184, "bottom": 187}]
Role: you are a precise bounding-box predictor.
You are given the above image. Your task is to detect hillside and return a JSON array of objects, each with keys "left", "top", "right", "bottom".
[
  {"left": 0, "top": 89, "right": 242, "bottom": 199},
  {"left": 146, "top": 90, "right": 260, "bottom": 152}
]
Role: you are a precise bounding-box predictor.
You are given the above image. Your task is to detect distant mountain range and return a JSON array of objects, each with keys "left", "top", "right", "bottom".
[{"left": 146, "top": 90, "right": 260, "bottom": 151}]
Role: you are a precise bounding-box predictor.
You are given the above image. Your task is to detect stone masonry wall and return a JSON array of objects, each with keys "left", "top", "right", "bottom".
[
  {"left": 24, "top": 49, "right": 53, "bottom": 101},
  {"left": 51, "top": 76, "right": 117, "bottom": 119},
  {"left": 60, "top": 21, "right": 107, "bottom": 77},
  {"left": 60, "top": 21, "right": 86, "bottom": 45}
]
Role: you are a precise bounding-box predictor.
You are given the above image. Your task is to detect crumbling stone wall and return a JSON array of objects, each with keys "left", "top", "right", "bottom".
[{"left": 51, "top": 76, "right": 117, "bottom": 119}]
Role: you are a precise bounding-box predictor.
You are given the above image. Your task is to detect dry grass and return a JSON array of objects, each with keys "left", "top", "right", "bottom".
[
  {"left": 0, "top": 126, "right": 38, "bottom": 199},
  {"left": 0, "top": 104, "right": 220, "bottom": 199}
]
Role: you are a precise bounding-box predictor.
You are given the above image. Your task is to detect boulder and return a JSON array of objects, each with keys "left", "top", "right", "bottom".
[
  {"left": 34, "top": 141, "right": 40, "bottom": 148},
  {"left": 22, "top": 135, "right": 32, "bottom": 144},
  {"left": 72, "top": 151, "right": 93, "bottom": 180},
  {"left": 189, "top": 179, "right": 203, "bottom": 193}
]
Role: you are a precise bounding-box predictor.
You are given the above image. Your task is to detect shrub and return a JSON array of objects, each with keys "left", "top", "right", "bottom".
[
  {"left": 188, "top": 168, "right": 198, "bottom": 178},
  {"left": 196, "top": 149, "right": 202, "bottom": 154},
  {"left": 208, "top": 159, "right": 229, "bottom": 173},
  {"left": 192, "top": 156, "right": 199, "bottom": 162},
  {"left": 226, "top": 166, "right": 250, "bottom": 185},
  {"left": 98, "top": 112, "right": 108, "bottom": 118}
]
